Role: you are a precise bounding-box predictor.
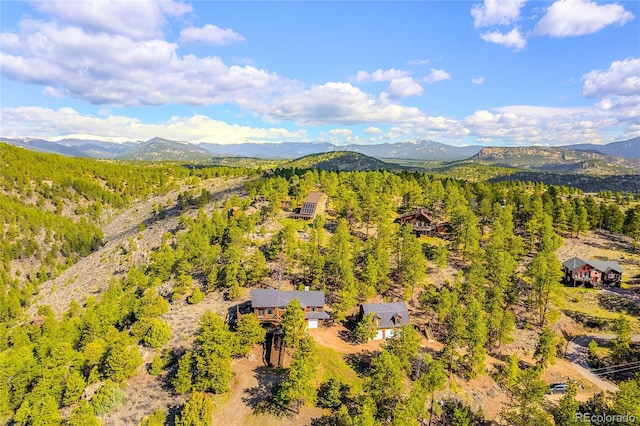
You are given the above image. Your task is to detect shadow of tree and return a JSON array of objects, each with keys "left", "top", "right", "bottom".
[
  {"left": 597, "top": 293, "right": 640, "bottom": 317},
  {"left": 242, "top": 366, "right": 297, "bottom": 417},
  {"left": 344, "top": 351, "right": 375, "bottom": 377},
  {"left": 562, "top": 310, "right": 613, "bottom": 331}
]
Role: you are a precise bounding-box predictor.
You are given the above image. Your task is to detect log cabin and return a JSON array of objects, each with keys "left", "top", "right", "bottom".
[{"left": 393, "top": 208, "right": 450, "bottom": 236}]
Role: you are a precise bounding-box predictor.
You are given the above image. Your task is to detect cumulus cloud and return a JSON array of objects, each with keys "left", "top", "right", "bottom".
[
  {"left": 535, "top": 0, "right": 634, "bottom": 38},
  {"left": 328, "top": 128, "right": 353, "bottom": 137},
  {"left": 0, "top": 32, "right": 21, "bottom": 51},
  {"left": 32, "top": 0, "right": 191, "bottom": 40},
  {"left": 423, "top": 68, "right": 451, "bottom": 83},
  {"left": 387, "top": 77, "right": 423, "bottom": 99},
  {"left": 352, "top": 68, "right": 410, "bottom": 83},
  {"left": 581, "top": 58, "right": 640, "bottom": 125},
  {"left": 480, "top": 28, "right": 526, "bottom": 50},
  {"left": 472, "top": 76, "right": 485, "bottom": 84},
  {"left": 494, "top": 105, "right": 590, "bottom": 117},
  {"left": 471, "top": 0, "right": 527, "bottom": 28},
  {"left": 0, "top": 106, "right": 307, "bottom": 144},
  {"left": 255, "top": 81, "right": 426, "bottom": 126},
  {"left": 179, "top": 24, "right": 245, "bottom": 46},
  {"left": 0, "top": 22, "right": 285, "bottom": 106},
  {"left": 364, "top": 127, "right": 383, "bottom": 134},
  {"left": 582, "top": 57, "right": 640, "bottom": 98}
]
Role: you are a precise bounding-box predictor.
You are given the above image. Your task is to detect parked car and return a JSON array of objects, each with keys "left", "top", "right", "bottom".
[{"left": 549, "top": 382, "right": 567, "bottom": 394}]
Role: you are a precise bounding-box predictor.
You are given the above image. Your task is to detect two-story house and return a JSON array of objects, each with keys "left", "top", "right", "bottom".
[
  {"left": 393, "top": 209, "right": 450, "bottom": 236},
  {"left": 292, "top": 191, "right": 328, "bottom": 220},
  {"left": 250, "top": 289, "right": 330, "bottom": 329},
  {"left": 359, "top": 301, "right": 409, "bottom": 340},
  {"left": 562, "top": 257, "right": 623, "bottom": 287}
]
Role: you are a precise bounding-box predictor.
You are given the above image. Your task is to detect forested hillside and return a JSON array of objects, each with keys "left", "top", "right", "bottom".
[
  {"left": 0, "top": 143, "right": 256, "bottom": 322},
  {"left": 2, "top": 145, "right": 640, "bottom": 426}
]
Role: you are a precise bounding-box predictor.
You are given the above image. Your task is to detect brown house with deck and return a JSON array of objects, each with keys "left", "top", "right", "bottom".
[
  {"left": 394, "top": 209, "right": 450, "bottom": 236},
  {"left": 562, "top": 257, "right": 623, "bottom": 287}
]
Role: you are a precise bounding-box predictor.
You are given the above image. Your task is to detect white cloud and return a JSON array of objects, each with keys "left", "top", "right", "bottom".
[
  {"left": 328, "top": 128, "right": 353, "bottom": 137},
  {"left": 387, "top": 77, "right": 423, "bottom": 99},
  {"left": 256, "top": 82, "right": 425, "bottom": 126},
  {"left": 423, "top": 68, "right": 451, "bottom": 83},
  {"left": 352, "top": 68, "right": 409, "bottom": 83},
  {"left": 32, "top": 0, "right": 191, "bottom": 40},
  {"left": 0, "top": 106, "right": 307, "bottom": 144},
  {"left": 0, "top": 22, "right": 285, "bottom": 107},
  {"left": 494, "top": 105, "right": 591, "bottom": 117},
  {"left": 179, "top": 24, "right": 245, "bottom": 46},
  {"left": 364, "top": 127, "right": 383, "bottom": 134},
  {"left": 472, "top": 76, "right": 485, "bottom": 84},
  {"left": 2, "top": 100, "right": 637, "bottom": 147},
  {"left": 581, "top": 58, "right": 640, "bottom": 126},
  {"left": 480, "top": 28, "right": 526, "bottom": 50},
  {"left": 407, "top": 59, "right": 430, "bottom": 66},
  {"left": 471, "top": 0, "right": 527, "bottom": 28},
  {"left": 582, "top": 57, "right": 640, "bottom": 99},
  {"left": 0, "top": 32, "right": 21, "bottom": 51},
  {"left": 535, "top": 0, "right": 634, "bottom": 38}
]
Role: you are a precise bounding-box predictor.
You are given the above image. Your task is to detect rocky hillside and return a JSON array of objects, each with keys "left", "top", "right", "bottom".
[{"left": 466, "top": 146, "right": 640, "bottom": 175}]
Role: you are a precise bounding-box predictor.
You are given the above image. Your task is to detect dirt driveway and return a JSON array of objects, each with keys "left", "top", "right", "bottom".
[
  {"left": 307, "top": 324, "right": 383, "bottom": 354},
  {"left": 214, "top": 346, "right": 328, "bottom": 426}
]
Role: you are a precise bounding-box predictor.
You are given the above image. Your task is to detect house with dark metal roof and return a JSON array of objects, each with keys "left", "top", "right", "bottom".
[
  {"left": 359, "top": 301, "right": 409, "bottom": 340},
  {"left": 393, "top": 208, "right": 450, "bottom": 236},
  {"left": 250, "top": 289, "right": 330, "bottom": 329},
  {"left": 562, "top": 257, "right": 622, "bottom": 287},
  {"left": 291, "top": 191, "right": 328, "bottom": 219}
]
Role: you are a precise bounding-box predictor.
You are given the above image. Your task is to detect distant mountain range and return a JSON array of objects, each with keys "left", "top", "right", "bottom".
[
  {"left": 1, "top": 135, "right": 639, "bottom": 167},
  {"left": 120, "top": 137, "right": 213, "bottom": 161},
  {"left": 560, "top": 137, "right": 640, "bottom": 159}
]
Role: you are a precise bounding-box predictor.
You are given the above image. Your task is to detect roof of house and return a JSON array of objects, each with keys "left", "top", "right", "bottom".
[
  {"left": 393, "top": 209, "right": 434, "bottom": 223},
  {"left": 303, "top": 191, "right": 327, "bottom": 204},
  {"left": 361, "top": 302, "right": 409, "bottom": 328},
  {"left": 305, "top": 311, "right": 331, "bottom": 320},
  {"left": 562, "top": 257, "right": 587, "bottom": 270},
  {"left": 589, "top": 260, "right": 623, "bottom": 274},
  {"left": 562, "top": 257, "right": 623, "bottom": 273},
  {"left": 251, "top": 289, "right": 326, "bottom": 308}
]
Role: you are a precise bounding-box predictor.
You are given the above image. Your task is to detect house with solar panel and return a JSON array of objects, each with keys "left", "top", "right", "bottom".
[
  {"left": 562, "top": 257, "right": 623, "bottom": 287},
  {"left": 359, "top": 301, "right": 409, "bottom": 340},
  {"left": 291, "top": 191, "right": 328, "bottom": 220}
]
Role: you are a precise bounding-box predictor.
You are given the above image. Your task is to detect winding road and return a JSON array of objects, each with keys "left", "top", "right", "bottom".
[{"left": 566, "top": 333, "right": 640, "bottom": 393}]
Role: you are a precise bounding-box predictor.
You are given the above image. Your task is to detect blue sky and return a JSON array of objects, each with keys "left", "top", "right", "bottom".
[{"left": 1, "top": 0, "right": 638, "bottom": 146}]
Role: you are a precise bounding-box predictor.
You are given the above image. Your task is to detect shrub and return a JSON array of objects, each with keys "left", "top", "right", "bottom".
[
  {"left": 187, "top": 287, "right": 205, "bottom": 305},
  {"left": 175, "top": 392, "right": 214, "bottom": 426},
  {"left": 91, "top": 380, "right": 125, "bottom": 415},
  {"left": 149, "top": 354, "right": 166, "bottom": 376},
  {"left": 68, "top": 400, "right": 100, "bottom": 426},
  {"left": 140, "top": 409, "right": 167, "bottom": 426},
  {"left": 140, "top": 318, "right": 172, "bottom": 349}
]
